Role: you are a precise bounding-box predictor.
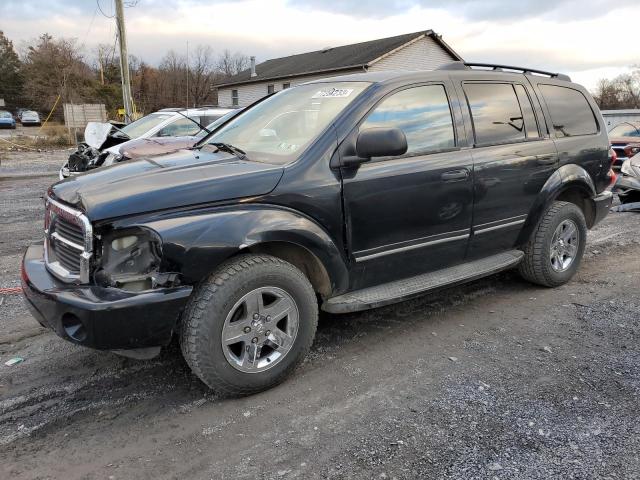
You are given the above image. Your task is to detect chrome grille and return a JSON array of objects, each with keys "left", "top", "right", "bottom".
[{"left": 44, "top": 196, "right": 93, "bottom": 283}]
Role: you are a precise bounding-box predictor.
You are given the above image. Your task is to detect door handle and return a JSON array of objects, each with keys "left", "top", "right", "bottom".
[{"left": 441, "top": 169, "right": 469, "bottom": 181}]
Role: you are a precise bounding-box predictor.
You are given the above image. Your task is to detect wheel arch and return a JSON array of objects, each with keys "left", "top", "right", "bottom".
[
  {"left": 518, "top": 164, "right": 598, "bottom": 245},
  {"left": 241, "top": 241, "right": 332, "bottom": 298},
  {"left": 134, "top": 205, "right": 350, "bottom": 297}
]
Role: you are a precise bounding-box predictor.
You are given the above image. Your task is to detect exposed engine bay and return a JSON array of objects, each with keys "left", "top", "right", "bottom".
[{"left": 64, "top": 122, "right": 129, "bottom": 175}]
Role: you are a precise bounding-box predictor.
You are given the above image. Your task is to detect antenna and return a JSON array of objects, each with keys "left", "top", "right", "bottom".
[{"left": 186, "top": 40, "right": 190, "bottom": 110}]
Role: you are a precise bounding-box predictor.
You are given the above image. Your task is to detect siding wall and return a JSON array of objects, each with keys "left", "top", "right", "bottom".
[
  {"left": 367, "top": 35, "right": 455, "bottom": 72},
  {"left": 217, "top": 71, "right": 361, "bottom": 108},
  {"left": 217, "top": 35, "right": 457, "bottom": 108}
]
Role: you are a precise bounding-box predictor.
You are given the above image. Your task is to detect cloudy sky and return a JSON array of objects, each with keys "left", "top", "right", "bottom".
[{"left": 1, "top": 0, "right": 638, "bottom": 89}]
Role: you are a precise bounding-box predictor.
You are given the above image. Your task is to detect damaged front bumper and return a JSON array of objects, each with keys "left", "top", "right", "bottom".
[
  {"left": 613, "top": 175, "right": 640, "bottom": 199},
  {"left": 21, "top": 244, "right": 192, "bottom": 351}
]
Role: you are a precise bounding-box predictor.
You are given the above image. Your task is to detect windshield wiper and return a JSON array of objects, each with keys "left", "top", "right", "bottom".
[
  {"left": 209, "top": 142, "right": 246, "bottom": 160},
  {"left": 176, "top": 111, "right": 212, "bottom": 135}
]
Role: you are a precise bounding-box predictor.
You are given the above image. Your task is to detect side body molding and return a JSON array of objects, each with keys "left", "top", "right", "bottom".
[
  {"left": 111, "top": 205, "right": 350, "bottom": 294},
  {"left": 517, "top": 163, "right": 597, "bottom": 245}
]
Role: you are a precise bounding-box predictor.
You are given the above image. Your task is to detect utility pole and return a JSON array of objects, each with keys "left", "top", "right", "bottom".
[
  {"left": 115, "top": 0, "right": 133, "bottom": 123},
  {"left": 98, "top": 47, "right": 105, "bottom": 86}
]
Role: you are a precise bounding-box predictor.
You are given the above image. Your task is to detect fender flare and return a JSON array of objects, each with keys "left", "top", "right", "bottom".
[
  {"left": 517, "top": 163, "right": 597, "bottom": 245},
  {"left": 127, "top": 204, "right": 350, "bottom": 294}
]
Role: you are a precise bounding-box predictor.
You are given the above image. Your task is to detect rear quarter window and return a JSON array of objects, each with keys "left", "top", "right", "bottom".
[{"left": 538, "top": 84, "right": 598, "bottom": 138}]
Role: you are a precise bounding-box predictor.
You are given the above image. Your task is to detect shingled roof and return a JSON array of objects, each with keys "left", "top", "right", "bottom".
[{"left": 217, "top": 30, "right": 462, "bottom": 88}]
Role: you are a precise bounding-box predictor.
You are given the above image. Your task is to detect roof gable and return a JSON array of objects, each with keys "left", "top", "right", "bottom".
[{"left": 217, "top": 30, "right": 461, "bottom": 87}]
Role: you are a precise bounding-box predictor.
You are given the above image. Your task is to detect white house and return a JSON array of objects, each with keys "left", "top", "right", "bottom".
[{"left": 216, "top": 30, "right": 463, "bottom": 108}]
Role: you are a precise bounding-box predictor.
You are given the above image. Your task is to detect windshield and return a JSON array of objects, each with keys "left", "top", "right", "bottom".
[
  {"left": 121, "top": 113, "right": 174, "bottom": 138},
  {"left": 610, "top": 123, "right": 640, "bottom": 138},
  {"left": 0, "top": 111, "right": 12, "bottom": 118},
  {"left": 202, "top": 82, "right": 370, "bottom": 164}
]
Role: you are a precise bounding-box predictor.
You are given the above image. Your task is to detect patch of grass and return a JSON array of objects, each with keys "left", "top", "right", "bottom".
[{"left": 0, "top": 123, "right": 74, "bottom": 151}]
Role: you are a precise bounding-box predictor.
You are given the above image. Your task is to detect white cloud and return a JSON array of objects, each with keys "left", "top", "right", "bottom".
[{"left": 1, "top": 0, "right": 637, "bottom": 90}]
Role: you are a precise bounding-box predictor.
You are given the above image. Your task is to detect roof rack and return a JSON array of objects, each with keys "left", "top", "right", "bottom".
[{"left": 438, "top": 61, "right": 571, "bottom": 82}]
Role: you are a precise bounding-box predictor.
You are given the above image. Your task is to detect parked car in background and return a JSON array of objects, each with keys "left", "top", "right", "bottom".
[
  {"left": 20, "top": 110, "right": 41, "bottom": 126},
  {"left": 0, "top": 110, "right": 16, "bottom": 129},
  {"left": 111, "top": 109, "right": 241, "bottom": 164},
  {"left": 60, "top": 107, "right": 235, "bottom": 178},
  {"left": 15, "top": 108, "right": 28, "bottom": 121},
  {"left": 23, "top": 63, "right": 614, "bottom": 396},
  {"left": 609, "top": 121, "right": 640, "bottom": 170},
  {"left": 613, "top": 149, "right": 640, "bottom": 203}
]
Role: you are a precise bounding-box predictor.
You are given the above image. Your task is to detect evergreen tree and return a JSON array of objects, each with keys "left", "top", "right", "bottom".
[{"left": 0, "top": 31, "right": 24, "bottom": 108}]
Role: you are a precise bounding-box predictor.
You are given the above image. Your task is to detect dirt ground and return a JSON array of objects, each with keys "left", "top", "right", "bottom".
[{"left": 1, "top": 151, "right": 639, "bottom": 480}]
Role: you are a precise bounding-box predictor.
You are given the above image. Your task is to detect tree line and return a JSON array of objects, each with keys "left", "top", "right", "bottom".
[
  {"left": 0, "top": 31, "right": 249, "bottom": 120},
  {"left": 591, "top": 69, "right": 640, "bottom": 110},
  {"left": 1, "top": 29, "right": 639, "bottom": 120}
]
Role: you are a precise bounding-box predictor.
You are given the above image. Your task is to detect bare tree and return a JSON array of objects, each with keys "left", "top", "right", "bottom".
[
  {"left": 188, "top": 45, "right": 217, "bottom": 106},
  {"left": 593, "top": 67, "right": 640, "bottom": 110},
  {"left": 216, "top": 49, "right": 250, "bottom": 78},
  {"left": 159, "top": 50, "right": 187, "bottom": 107}
]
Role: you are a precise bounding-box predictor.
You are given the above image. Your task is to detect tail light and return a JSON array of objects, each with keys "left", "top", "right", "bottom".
[{"left": 607, "top": 148, "right": 617, "bottom": 187}]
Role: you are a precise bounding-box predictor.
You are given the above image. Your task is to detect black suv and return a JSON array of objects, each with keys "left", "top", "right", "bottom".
[{"left": 22, "top": 62, "right": 614, "bottom": 395}]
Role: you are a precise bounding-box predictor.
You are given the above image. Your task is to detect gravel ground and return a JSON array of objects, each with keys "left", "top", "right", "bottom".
[
  {"left": 0, "top": 149, "right": 68, "bottom": 177},
  {"left": 1, "top": 150, "right": 639, "bottom": 479}
]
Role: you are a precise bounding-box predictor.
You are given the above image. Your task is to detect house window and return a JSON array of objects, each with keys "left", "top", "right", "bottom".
[
  {"left": 267, "top": 84, "right": 275, "bottom": 94},
  {"left": 231, "top": 89, "right": 239, "bottom": 107},
  {"left": 282, "top": 83, "right": 290, "bottom": 89}
]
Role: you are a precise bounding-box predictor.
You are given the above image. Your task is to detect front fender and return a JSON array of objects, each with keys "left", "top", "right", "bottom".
[
  {"left": 517, "top": 164, "right": 597, "bottom": 245},
  {"left": 112, "top": 205, "right": 349, "bottom": 293}
]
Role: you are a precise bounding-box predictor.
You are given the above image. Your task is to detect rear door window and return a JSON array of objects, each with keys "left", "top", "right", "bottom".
[
  {"left": 538, "top": 84, "right": 598, "bottom": 137},
  {"left": 360, "top": 84, "right": 455, "bottom": 157},
  {"left": 464, "top": 83, "right": 526, "bottom": 145}
]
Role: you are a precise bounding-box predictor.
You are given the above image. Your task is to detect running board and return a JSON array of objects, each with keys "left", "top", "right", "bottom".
[{"left": 322, "top": 250, "right": 524, "bottom": 314}]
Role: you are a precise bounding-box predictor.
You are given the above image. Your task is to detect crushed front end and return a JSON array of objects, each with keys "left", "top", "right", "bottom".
[{"left": 21, "top": 196, "right": 191, "bottom": 351}]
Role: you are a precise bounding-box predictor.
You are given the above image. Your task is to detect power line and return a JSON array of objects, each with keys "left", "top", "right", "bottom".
[
  {"left": 82, "top": 5, "right": 99, "bottom": 46},
  {"left": 96, "top": 0, "right": 114, "bottom": 18}
]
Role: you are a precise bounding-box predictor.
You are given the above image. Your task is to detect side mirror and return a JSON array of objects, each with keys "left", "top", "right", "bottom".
[{"left": 356, "top": 127, "right": 407, "bottom": 160}]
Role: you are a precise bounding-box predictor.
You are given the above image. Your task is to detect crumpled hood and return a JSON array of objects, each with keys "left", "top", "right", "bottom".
[
  {"left": 51, "top": 149, "right": 284, "bottom": 221},
  {"left": 118, "top": 136, "right": 199, "bottom": 159},
  {"left": 84, "top": 122, "right": 115, "bottom": 149}
]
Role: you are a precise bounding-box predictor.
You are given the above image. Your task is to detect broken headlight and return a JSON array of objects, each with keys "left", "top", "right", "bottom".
[{"left": 95, "top": 228, "right": 174, "bottom": 292}]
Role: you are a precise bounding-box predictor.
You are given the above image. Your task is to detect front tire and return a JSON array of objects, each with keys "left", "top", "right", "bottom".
[
  {"left": 518, "top": 201, "right": 587, "bottom": 287},
  {"left": 180, "top": 254, "right": 318, "bottom": 396}
]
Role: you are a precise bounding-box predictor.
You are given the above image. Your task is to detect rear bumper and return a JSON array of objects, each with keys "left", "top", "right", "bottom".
[
  {"left": 591, "top": 190, "right": 613, "bottom": 227},
  {"left": 21, "top": 244, "right": 192, "bottom": 350}
]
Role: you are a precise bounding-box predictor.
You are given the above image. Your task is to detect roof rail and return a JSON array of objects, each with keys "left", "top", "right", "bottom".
[{"left": 437, "top": 61, "right": 571, "bottom": 82}]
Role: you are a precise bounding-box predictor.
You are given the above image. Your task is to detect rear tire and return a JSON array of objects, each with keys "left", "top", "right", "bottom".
[
  {"left": 518, "top": 201, "right": 587, "bottom": 287},
  {"left": 180, "top": 254, "right": 318, "bottom": 396}
]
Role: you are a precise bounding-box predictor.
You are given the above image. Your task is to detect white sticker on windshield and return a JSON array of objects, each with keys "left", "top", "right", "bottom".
[{"left": 312, "top": 88, "right": 354, "bottom": 99}]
